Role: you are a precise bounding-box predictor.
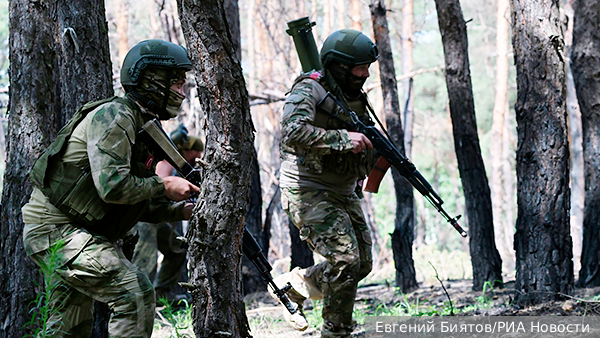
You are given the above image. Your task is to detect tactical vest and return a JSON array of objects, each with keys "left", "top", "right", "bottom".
[
  {"left": 29, "top": 96, "right": 157, "bottom": 240},
  {"left": 293, "top": 71, "right": 375, "bottom": 178}
]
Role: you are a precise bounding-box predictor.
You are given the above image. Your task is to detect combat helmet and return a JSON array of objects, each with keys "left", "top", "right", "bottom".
[
  {"left": 121, "top": 39, "right": 192, "bottom": 119},
  {"left": 320, "top": 29, "right": 379, "bottom": 69},
  {"left": 320, "top": 30, "right": 378, "bottom": 97}
]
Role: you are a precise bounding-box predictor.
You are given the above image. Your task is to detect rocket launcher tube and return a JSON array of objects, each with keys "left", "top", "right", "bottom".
[{"left": 286, "top": 17, "right": 322, "bottom": 73}]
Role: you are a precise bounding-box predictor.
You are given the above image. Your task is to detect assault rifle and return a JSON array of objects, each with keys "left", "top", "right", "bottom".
[
  {"left": 287, "top": 17, "right": 466, "bottom": 238},
  {"left": 138, "top": 119, "right": 299, "bottom": 315},
  {"left": 320, "top": 93, "right": 467, "bottom": 238}
]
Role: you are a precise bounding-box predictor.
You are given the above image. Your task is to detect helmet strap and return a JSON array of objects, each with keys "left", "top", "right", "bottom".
[
  {"left": 129, "top": 90, "right": 159, "bottom": 112},
  {"left": 159, "top": 72, "right": 174, "bottom": 114}
]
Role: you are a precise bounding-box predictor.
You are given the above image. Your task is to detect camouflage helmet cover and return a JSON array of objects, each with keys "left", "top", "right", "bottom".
[
  {"left": 320, "top": 29, "right": 379, "bottom": 68},
  {"left": 121, "top": 39, "right": 192, "bottom": 87}
]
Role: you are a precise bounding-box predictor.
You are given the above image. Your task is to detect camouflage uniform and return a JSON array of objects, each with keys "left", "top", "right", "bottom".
[
  {"left": 132, "top": 220, "right": 187, "bottom": 298},
  {"left": 279, "top": 72, "right": 374, "bottom": 337},
  {"left": 132, "top": 130, "right": 204, "bottom": 300},
  {"left": 22, "top": 95, "right": 186, "bottom": 338}
]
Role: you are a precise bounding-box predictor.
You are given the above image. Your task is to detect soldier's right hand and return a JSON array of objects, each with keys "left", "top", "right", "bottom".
[
  {"left": 348, "top": 131, "right": 373, "bottom": 154},
  {"left": 163, "top": 176, "right": 200, "bottom": 201}
]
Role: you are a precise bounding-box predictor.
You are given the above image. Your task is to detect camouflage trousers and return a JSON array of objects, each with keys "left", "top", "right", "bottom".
[
  {"left": 26, "top": 223, "right": 155, "bottom": 338},
  {"left": 281, "top": 187, "right": 373, "bottom": 337},
  {"left": 132, "top": 221, "right": 187, "bottom": 296}
]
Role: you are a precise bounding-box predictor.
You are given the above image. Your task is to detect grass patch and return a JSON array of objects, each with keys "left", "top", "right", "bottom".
[
  {"left": 155, "top": 298, "right": 194, "bottom": 338},
  {"left": 25, "top": 240, "right": 66, "bottom": 338}
]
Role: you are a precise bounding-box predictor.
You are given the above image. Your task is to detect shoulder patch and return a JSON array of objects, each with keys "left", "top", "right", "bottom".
[{"left": 309, "top": 72, "right": 321, "bottom": 80}]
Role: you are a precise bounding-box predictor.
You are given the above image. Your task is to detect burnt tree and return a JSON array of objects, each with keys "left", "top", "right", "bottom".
[
  {"left": 511, "top": 0, "right": 573, "bottom": 304},
  {"left": 434, "top": 0, "right": 503, "bottom": 290},
  {"left": 177, "top": 0, "right": 254, "bottom": 336},
  {"left": 222, "top": 0, "right": 267, "bottom": 294},
  {"left": 571, "top": 0, "right": 600, "bottom": 288},
  {"left": 0, "top": 1, "right": 113, "bottom": 337},
  {"left": 370, "top": 0, "right": 418, "bottom": 293}
]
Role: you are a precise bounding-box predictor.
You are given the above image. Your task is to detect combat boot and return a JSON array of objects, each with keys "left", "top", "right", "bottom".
[
  {"left": 320, "top": 321, "right": 355, "bottom": 338},
  {"left": 268, "top": 267, "right": 321, "bottom": 331}
]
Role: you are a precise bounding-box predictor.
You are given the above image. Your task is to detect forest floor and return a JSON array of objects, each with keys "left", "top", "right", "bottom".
[
  {"left": 150, "top": 274, "right": 600, "bottom": 337},
  {"left": 240, "top": 279, "right": 600, "bottom": 338}
]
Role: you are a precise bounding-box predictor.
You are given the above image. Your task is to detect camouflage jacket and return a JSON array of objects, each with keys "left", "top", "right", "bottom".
[
  {"left": 279, "top": 72, "right": 375, "bottom": 194},
  {"left": 23, "top": 95, "right": 185, "bottom": 243}
]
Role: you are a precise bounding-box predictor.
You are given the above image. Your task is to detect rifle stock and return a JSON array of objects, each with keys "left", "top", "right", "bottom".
[{"left": 138, "top": 120, "right": 299, "bottom": 314}]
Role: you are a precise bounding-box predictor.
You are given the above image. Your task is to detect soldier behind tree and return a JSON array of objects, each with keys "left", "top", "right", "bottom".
[
  {"left": 21, "top": 40, "right": 199, "bottom": 338},
  {"left": 273, "top": 29, "right": 378, "bottom": 338},
  {"left": 132, "top": 124, "right": 204, "bottom": 305}
]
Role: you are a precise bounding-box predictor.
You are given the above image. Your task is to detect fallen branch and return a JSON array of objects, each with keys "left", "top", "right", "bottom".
[
  {"left": 429, "top": 261, "right": 454, "bottom": 315},
  {"left": 557, "top": 292, "right": 600, "bottom": 304}
]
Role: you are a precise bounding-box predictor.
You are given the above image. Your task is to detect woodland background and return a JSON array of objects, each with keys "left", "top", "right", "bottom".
[
  {"left": 0, "top": 0, "right": 596, "bottom": 336},
  {"left": 0, "top": 0, "right": 582, "bottom": 278}
]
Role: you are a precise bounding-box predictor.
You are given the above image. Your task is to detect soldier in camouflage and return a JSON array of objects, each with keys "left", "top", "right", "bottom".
[
  {"left": 132, "top": 125, "right": 204, "bottom": 305},
  {"left": 21, "top": 40, "right": 199, "bottom": 338},
  {"left": 275, "top": 29, "right": 379, "bottom": 337}
]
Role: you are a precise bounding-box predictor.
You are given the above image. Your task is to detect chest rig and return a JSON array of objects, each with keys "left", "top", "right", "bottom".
[
  {"left": 309, "top": 72, "right": 375, "bottom": 178},
  {"left": 30, "top": 97, "right": 158, "bottom": 240}
]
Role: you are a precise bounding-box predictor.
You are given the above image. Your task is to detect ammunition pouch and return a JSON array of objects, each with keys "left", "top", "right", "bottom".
[
  {"left": 313, "top": 85, "right": 375, "bottom": 178},
  {"left": 43, "top": 161, "right": 149, "bottom": 240}
]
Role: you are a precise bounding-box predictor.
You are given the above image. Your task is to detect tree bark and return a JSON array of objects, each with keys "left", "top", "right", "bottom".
[
  {"left": 222, "top": 0, "right": 266, "bottom": 295},
  {"left": 177, "top": 0, "right": 254, "bottom": 336},
  {"left": 511, "top": 0, "right": 573, "bottom": 304},
  {"left": 571, "top": 0, "right": 600, "bottom": 288},
  {"left": 371, "top": 0, "right": 418, "bottom": 293},
  {"left": 434, "top": 0, "right": 503, "bottom": 291},
  {"left": 1, "top": 1, "right": 112, "bottom": 337}
]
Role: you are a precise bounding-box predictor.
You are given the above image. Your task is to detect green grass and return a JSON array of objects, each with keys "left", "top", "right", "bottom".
[
  {"left": 303, "top": 300, "right": 324, "bottom": 330},
  {"left": 25, "top": 240, "right": 66, "bottom": 338},
  {"left": 155, "top": 298, "right": 195, "bottom": 338}
]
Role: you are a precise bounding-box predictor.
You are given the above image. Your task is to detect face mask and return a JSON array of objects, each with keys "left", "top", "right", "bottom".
[
  {"left": 343, "top": 73, "right": 368, "bottom": 96},
  {"left": 164, "top": 87, "right": 186, "bottom": 119},
  {"left": 328, "top": 62, "right": 367, "bottom": 97}
]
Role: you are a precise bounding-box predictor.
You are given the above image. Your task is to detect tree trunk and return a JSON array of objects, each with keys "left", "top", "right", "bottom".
[
  {"left": 0, "top": 1, "right": 112, "bottom": 337},
  {"left": 401, "top": 0, "right": 415, "bottom": 158},
  {"left": 571, "top": 0, "right": 600, "bottom": 288},
  {"left": 511, "top": 0, "right": 573, "bottom": 304},
  {"left": 159, "top": 0, "right": 184, "bottom": 45},
  {"left": 222, "top": 0, "right": 266, "bottom": 295},
  {"left": 490, "top": 0, "right": 514, "bottom": 273},
  {"left": 114, "top": 0, "right": 130, "bottom": 66},
  {"left": 371, "top": 0, "right": 418, "bottom": 293},
  {"left": 350, "top": 0, "right": 362, "bottom": 31},
  {"left": 224, "top": 0, "right": 241, "bottom": 63},
  {"left": 177, "top": 0, "right": 254, "bottom": 336},
  {"left": 434, "top": 0, "right": 503, "bottom": 291}
]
